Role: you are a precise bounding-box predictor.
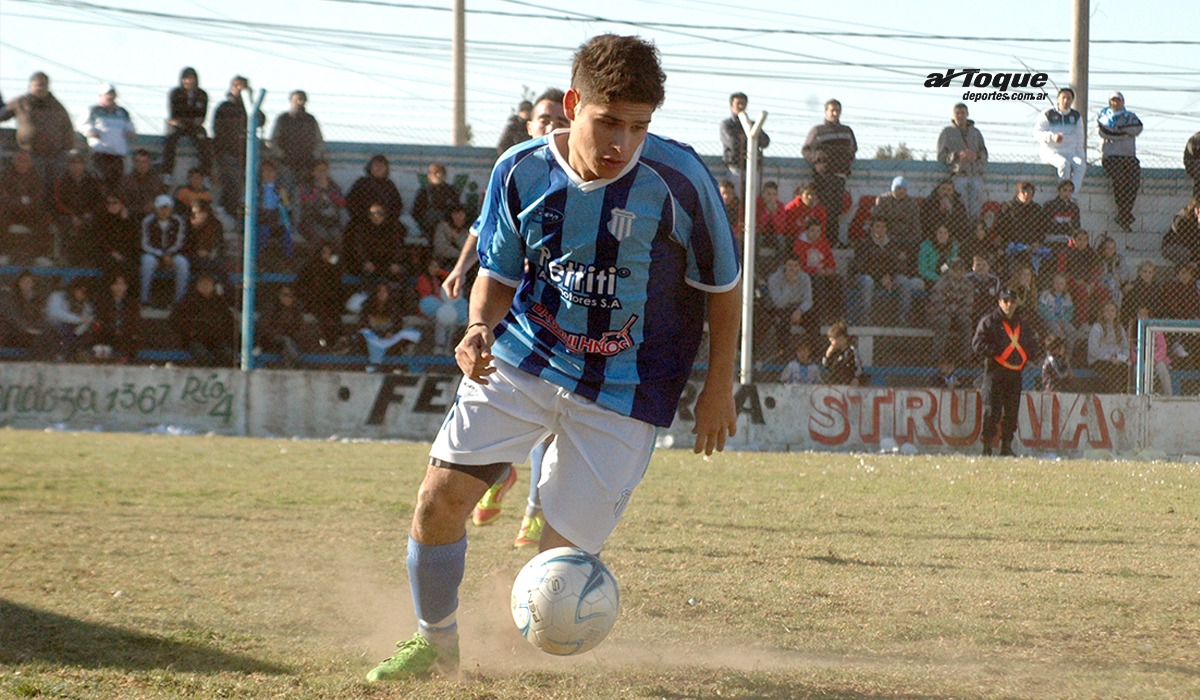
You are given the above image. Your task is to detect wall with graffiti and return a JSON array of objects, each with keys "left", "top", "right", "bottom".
[{"left": 2, "top": 363, "right": 1191, "bottom": 458}]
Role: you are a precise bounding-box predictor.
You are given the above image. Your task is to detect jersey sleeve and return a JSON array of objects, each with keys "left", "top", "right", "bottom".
[
  {"left": 679, "top": 160, "right": 741, "bottom": 294},
  {"left": 473, "top": 155, "right": 526, "bottom": 287}
]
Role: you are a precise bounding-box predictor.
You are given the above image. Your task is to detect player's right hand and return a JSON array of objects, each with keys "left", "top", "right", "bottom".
[{"left": 455, "top": 324, "right": 497, "bottom": 383}]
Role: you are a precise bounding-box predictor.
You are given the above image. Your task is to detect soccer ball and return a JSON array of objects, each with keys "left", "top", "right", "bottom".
[{"left": 510, "top": 546, "right": 620, "bottom": 655}]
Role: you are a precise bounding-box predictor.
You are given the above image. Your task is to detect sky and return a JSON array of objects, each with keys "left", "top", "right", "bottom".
[{"left": 1, "top": 0, "right": 1196, "bottom": 168}]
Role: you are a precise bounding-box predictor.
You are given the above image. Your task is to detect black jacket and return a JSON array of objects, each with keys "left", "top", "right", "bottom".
[
  {"left": 168, "top": 87, "right": 209, "bottom": 128},
  {"left": 973, "top": 306, "right": 1040, "bottom": 373}
]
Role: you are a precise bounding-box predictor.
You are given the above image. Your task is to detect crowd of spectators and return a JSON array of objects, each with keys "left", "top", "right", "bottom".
[{"left": 2, "top": 72, "right": 1199, "bottom": 394}]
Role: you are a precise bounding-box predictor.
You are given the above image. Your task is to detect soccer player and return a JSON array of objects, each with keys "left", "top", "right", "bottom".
[
  {"left": 444, "top": 87, "right": 569, "bottom": 549},
  {"left": 367, "top": 34, "right": 741, "bottom": 681}
]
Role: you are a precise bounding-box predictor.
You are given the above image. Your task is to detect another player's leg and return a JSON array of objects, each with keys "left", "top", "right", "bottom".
[
  {"left": 472, "top": 463, "right": 517, "bottom": 526},
  {"left": 366, "top": 462, "right": 502, "bottom": 681},
  {"left": 514, "top": 437, "right": 551, "bottom": 548}
]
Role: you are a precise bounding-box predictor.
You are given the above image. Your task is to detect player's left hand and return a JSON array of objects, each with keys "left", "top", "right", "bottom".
[{"left": 691, "top": 384, "right": 737, "bottom": 455}]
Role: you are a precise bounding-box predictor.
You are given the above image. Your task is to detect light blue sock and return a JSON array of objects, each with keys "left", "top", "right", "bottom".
[{"left": 407, "top": 534, "right": 466, "bottom": 642}]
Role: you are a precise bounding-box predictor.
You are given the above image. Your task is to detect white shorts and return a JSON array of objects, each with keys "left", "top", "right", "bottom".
[{"left": 430, "top": 359, "right": 656, "bottom": 554}]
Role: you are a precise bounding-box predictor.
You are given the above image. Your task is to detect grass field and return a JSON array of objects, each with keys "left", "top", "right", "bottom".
[{"left": 1, "top": 429, "right": 1198, "bottom": 699}]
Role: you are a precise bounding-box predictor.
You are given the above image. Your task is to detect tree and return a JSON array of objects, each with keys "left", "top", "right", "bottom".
[{"left": 875, "top": 143, "right": 915, "bottom": 161}]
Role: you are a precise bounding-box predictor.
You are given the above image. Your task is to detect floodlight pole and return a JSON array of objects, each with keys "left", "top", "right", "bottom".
[
  {"left": 240, "top": 87, "right": 267, "bottom": 372},
  {"left": 738, "top": 110, "right": 767, "bottom": 385}
]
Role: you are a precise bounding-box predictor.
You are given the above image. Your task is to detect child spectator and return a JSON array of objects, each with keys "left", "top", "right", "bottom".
[
  {"left": 782, "top": 182, "right": 828, "bottom": 243},
  {"left": 44, "top": 277, "right": 96, "bottom": 361},
  {"left": 1132, "top": 305, "right": 1173, "bottom": 396},
  {"left": 432, "top": 204, "right": 470, "bottom": 270},
  {"left": 1057, "top": 227, "right": 1105, "bottom": 325},
  {"left": 756, "top": 180, "right": 788, "bottom": 270},
  {"left": 764, "top": 257, "right": 817, "bottom": 354},
  {"left": 965, "top": 254, "right": 1002, "bottom": 323},
  {"left": 258, "top": 284, "right": 319, "bottom": 368},
  {"left": 1038, "top": 272, "right": 1079, "bottom": 359},
  {"left": 1087, "top": 300, "right": 1130, "bottom": 393},
  {"left": 793, "top": 215, "right": 844, "bottom": 325},
  {"left": 920, "top": 178, "right": 970, "bottom": 240},
  {"left": 92, "top": 272, "right": 142, "bottom": 362},
  {"left": 1120, "top": 260, "right": 1158, "bottom": 328},
  {"left": 1041, "top": 334, "right": 1072, "bottom": 392},
  {"left": 1095, "top": 235, "right": 1129, "bottom": 312},
  {"left": 821, "top": 321, "right": 863, "bottom": 386},
  {"left": 415, "top": 256, "right": 467, "bottom": 355},
  {"left": 298, "top": 160, "right": 346, "bottom": 245},
  {"left": 185, "top": 200, "right": 227, "bottom": 285},
  {"left": 960, "top": 219, "right": 1001, "bottom": 274},
  {"left": 355, "top": 282, "right": 420, "bottom": 372},
  {"left": 781, "top": 340, "right": 821, "bottom": 384},
  {"left": 258, "top": 160, "right": 295, "bottom": 260},
  {"left": 0, "top": 270, "right": 55, "bottom": 359},
  {"left": 411, "top": 162, "right": 461, "bottom": 244},
  {"left": 1042, "top": 180, "right": 1080, "bottom": 244}
]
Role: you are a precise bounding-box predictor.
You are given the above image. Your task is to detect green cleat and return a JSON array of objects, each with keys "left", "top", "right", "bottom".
[
  {"left": 472, "top": 467, "right": 517, "bottom": 526},
  {"left": 365, "top": 633, "right": 459, "bottom": 681},
  {"left": 513, "top": 511, "right": 544, "bottom": 548}
]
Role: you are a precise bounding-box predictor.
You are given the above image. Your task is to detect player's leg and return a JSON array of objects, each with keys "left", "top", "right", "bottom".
[{"left": 515, "top": 436, "right": 552, "bottom": 547}]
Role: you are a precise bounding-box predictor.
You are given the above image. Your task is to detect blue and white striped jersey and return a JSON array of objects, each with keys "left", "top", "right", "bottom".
[{"left": 474, "top": 130, "right": 740, "bottom": 427}]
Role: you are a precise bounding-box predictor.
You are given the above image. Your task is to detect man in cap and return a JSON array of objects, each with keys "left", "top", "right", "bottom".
[
  {"left": 79, "top": 83, "right": 137, "bottom": 189},
  {"left": 1096, "top": 91, "right": 1143, "bottom": 232},
  {"left": 972, "top": 288, "right": 1040, "bottom": 456},
  {"left": 140, "top": 193, "right": 190, "bottom": 305}
]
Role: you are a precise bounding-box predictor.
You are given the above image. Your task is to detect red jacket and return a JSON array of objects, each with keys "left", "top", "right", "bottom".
[{"left": 793, "top": 233, "right": 837, "bottom": 275}]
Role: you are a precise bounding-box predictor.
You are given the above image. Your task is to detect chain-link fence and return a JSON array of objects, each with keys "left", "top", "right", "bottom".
[{"left": 2, "top": 133, "right": 1198, "bottom": 395}]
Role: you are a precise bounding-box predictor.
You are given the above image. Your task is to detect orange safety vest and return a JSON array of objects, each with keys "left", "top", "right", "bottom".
[{"left": 995, "top": 320, "right": 1028, "bottom": 370}]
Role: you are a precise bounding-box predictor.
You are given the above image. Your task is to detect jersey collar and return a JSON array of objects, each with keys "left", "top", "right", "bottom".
[{"left": 549, "top": 128, "right": 645, "bottom": 193}]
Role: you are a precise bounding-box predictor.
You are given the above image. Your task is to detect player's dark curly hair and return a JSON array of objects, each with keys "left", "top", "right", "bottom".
[{"left": 571, "top": 34, "right": 665, "bottom": 109}]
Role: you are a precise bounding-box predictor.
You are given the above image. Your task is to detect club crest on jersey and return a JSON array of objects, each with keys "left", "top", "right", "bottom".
[
  {"left": 527, "top": 302, "right": 638, "bottom": 356},
  {"left": 607, "top": 208, "right": 636, "bottom": 241}
]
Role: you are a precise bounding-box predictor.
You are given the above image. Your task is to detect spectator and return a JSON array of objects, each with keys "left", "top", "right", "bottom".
[
  {"left": 920, "top": 178, "right": 970, "bottom": 240},
  {"left": 212, "top": 75, "right": 265, "bottom": 219},
  {"left": 1132, "top": 305, "right": 1173, "bottom": 396},
  {"left": 297, "top": 242, "right": 348, "bottom": 348},
  {"left": 269, "top": 89, "right": 324, "bottom": 190},
  {"left": 78, "top": 83, "right": 136, "bottom": 190},
  {"left": 764, "top": 257, "right": 816, "bottom": 354},
  {"left": 965, "top": 254, "right": 1002, "bottom": 323},
  {"left": 821, "top": 320, "right": 862, "bottom": 386},
  {"left": 51, "top": 151, "right": 103, "bottom": 264},
  {"left": 1087, "top": 300, "right": 1130, "bottom": 393},
  {"left": 783, "top": 182, "right": 828, "bottom": 243},
  {"left": 0, "top": 269, "right": 55, "bottom": 359},
  {"left": 1040, "top": 334, "right": 1072, "bottom": 393},
  {"left": 432, "top": 204, "right": 470, "bottom": 270},
  {"left": 171, "top": 272, "right": 235, "bottom": 367},
  {"left": 756, "top": 180, "right": 788, "bottom": 270},
  {"left": 780, "top": 340, "right": 820, "bottom": 384},
  {"left": 415, "top": 256, "right": 466, "bottom": 354},
  {"left": 258, "top": 283, "right": 318, "bottom": 368},
  {"left": 297, "top": 159, "right": 346, "bottom": 245},
  {"left": 1096, "top": 91, "right": 1143, "bottom": 232},
  {"left": 346, "top": 202, "right": 407, "bottom": 282},
  {"left": 1185, "top": 131, "right": 1200, "bottom": 199},
  {"left": 871, "top": 176, "right": 922, "bottom": 255},
  {"left": 355, "top": 282, "right": 420, "bottom": 371},
  {"left": 936, "top": 102, "right": 988, "bottom": 218},
  {"left": 926, "top": 257, "right": 975, "bottom": 364},
  {"left": 140, "top": 194, "right": 189, "bottom": 306},
  {"left": 1162, "top": 196, "right": 1200, "bottom": 266},
  {"left": 185, "top": 200, "right": 227, "bottom": 284},
  {"left": 161, "top": 67, "right": 211, "bottom": 177},
  {"left": 1038, "top": 272, "right": 1079, "bottom": 359},
  {"left": 993, "top": 180, "right": 1049, "bottom": 250},
  {"left": 930, "top": 359, "right": 964, "bottom": 390},
  {"left": 0, "top": 150, "right": 49, "bottom": 258},
  {"left": 44, "top": 277, "right": 96, "bottom": 361},
  {"left": 257, "top": 160, "right": 295, "bottom": 260},
  {"left": 173, "top": 167, "right": 214, "bottom": 216},
  {"left": 92, "top": 272, "right": 142, "bottom": 362},
  {"left": 793, "top": 215, "right": 844, "bottom": 326},
  {"left": 120, "top": 148, "right": 167, "bottom": 222},
  {"left": 960, "top": 219, "right": 1001, "bottom": 271},
  {"left": 412, "top": 162, "right": 461, "bottom": 243},
  {"left": 1121, "top": 260, "right": 1158, "bottom": 328},
  {"left": 1057, "top": 227, "right": 1104, "bottom": 325},
  {"left": 1042, "top": 180, "right": 1081, "bottom": 244},
  {"left": 849, "top": 218, "right": 923, "bottom": 326},
  {"left": 495, "top": 100, "right": 533, "bottom": 155},
  {"left": 1006, "top": 263, "right": 1039, "bottom": 317},
  {"left": 802, "top": 99, "right": 857, "bottom": 246},
  {"left": 4, "top": 72, "right": 75, "bottom": 198},
  {"left": 917, "top": 223, "right": 960, "bottom": 287},
  {"left": 345, "top": 153, "right": 404, "bottom": 227},
  {"left": 89, "top": 193, "right": 139, "bottom": 278},
  {"left": 1034, "top": 86, "right": 1086, "bottom": 194},
  {"left": 1162, "top": 262, "right": 1200, "bottom": 322},
  {"left": 719, "top": 179, "right": 742, "bottom": 241},
  {"left": 719, "top": 92, "right": 770, "bottom": 199},
  {"left": 1095, "top": 235, "right": 1130, "bottom": 312}
]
